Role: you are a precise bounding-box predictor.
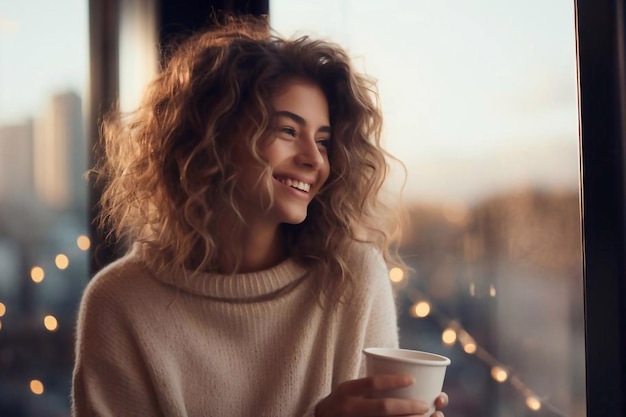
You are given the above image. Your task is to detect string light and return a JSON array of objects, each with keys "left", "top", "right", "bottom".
[
  {"left": 77, "top": 235, "right": 91, "bottom": 251},
  {"left": 30, "top": 380, "right": 44, "bottom": 395},
  {"left": 491, "top": 365, "right": 509, "bottom": 383},
  {"left": 389, "top": 267, "right": 405, "bottom": 283},
  {"left": 526, "top": 395, "right": 542, "bottom": 411},
  {"left": 0, "top": 303, "right": 5, "bottom": 331},
  {"left": 463, "top": 342, "right": 477, "bottom": 354},
  {"left": 43, "top": 315, "right": 58, "bottom": 332},
  {"left": 409, "top": 290, "right": 568, "bottom": 416},
  {"left": 457, "top": 330, "right": 477, "bottom": 354},
  {"left": 389, "top": 268, "right": 410, "bottom": 291},
  {"left": 441, "top": 327, "right": 457, "bottom": 345},
  {"left": 55, "top": 254, "right": 69, "bottom": 270},
  {"left": 30, "top": 266, "right": 45, "bottom": 283},
  {"left": 16, "top": 237, "right": 94, "bottom": 403},
  {"left": 410, "top": 301, "right": 431, "bottom": 318}
]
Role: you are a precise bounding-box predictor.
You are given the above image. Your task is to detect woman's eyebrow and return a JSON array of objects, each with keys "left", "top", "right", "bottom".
[{"left": 275, "top": 110, "right": 332, "bottom": 133}]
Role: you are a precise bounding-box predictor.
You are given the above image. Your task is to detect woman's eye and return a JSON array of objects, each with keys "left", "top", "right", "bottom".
[
  {"left": 279, "top": 127, "right": 297, "bottom": 137},
  {"left": 316, "top": 139, "right": 330, "bottom": 149}
]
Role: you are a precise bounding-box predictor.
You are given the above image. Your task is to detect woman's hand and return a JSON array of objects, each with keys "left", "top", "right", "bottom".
[
  {"left": 432, "top": 392, "right": 449, "bottom": 417},
  {"left": 314, "top": 374, "right": 448, "bottom": 417}
]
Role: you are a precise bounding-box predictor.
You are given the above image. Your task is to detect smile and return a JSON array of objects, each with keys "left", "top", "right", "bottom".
[{"left": 274, "top": 176, "right": 312, "bottom": 193}]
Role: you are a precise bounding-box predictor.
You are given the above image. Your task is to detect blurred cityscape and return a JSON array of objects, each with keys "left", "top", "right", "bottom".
[
  {"left": 0, "top": 92, "right": 585, "bottom": 417},
  {"left": 396, "top": 189, "right": 585, "bottom": 417},
  {"left": 0, "top": 91, "right": 90, "bottom": 416}
]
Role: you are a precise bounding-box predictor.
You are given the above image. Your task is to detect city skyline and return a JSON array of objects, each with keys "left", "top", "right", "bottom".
[
  {"left": 0, "top": 0, "right": 88, "bottom": 124},
  {"left": 0, "top": 89, "right": 87, "bottom": 210}
]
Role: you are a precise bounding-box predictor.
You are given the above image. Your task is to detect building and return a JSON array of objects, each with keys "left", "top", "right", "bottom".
[
  {"left": 34, "top": 91, "right": 87, "bottom": 211},
  {"left": 0, "top": 120, "right": 35, "bottom": 205}
]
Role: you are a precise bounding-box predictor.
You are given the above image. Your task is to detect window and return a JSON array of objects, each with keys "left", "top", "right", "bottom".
[{"left": 4, "top": 1, "right": 612, "bottom": 416}]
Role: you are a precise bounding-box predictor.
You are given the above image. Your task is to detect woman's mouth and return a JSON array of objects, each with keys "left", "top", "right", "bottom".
[{"left": 274, "top": 176, "right": 312, "bottom": 193}]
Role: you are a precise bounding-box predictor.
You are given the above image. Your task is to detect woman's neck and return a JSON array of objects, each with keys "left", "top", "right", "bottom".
[{"left": 216, "top": 218, "right": 287, "bottom": 274}]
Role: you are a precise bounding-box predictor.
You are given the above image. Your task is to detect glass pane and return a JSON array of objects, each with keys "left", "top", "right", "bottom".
[
  {"left": 0, "top": 1, "right": 89, "bottom": 415},
  {"left": 270, "top": 1, "right": 585, "bottom": 416}
]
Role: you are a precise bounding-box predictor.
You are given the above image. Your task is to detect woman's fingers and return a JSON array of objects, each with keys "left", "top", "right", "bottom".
[
  {"left": 434, "top": 392, "right": 449, "bottom": 408},
  {"left": 431, "top": 392, "right": 449, "bottom": 417},
  {"left": 340, "top": 397, "right": 428, "bottom": 417},
  {"left": 336, "top": 374, "right": 414, "bottom": 398},
  {"left": 316, "top": 375, "right": 430, "bottom": 417}
]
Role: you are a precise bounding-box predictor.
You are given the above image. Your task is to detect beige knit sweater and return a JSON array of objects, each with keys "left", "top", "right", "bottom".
[{"left": 71, "top": 244, "right": 399, "bottom": 417}]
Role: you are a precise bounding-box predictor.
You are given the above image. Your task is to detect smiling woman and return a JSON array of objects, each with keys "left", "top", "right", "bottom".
[{"left": 72, "top": 16, "right": 449, "bottom": 417}]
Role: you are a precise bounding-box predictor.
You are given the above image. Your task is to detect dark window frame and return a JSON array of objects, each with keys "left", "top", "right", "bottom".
[{"left": 576, "top": 0, "right": 626, "bottom": 415}]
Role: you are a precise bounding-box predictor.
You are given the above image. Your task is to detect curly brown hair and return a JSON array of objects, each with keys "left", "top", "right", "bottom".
[{"left": 96, "top": 17, "right": 405, "bottom": 302}]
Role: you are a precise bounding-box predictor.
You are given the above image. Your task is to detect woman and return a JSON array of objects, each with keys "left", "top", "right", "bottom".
[{"left": 72, "top": 17, "right": 449, "bottom": 417}]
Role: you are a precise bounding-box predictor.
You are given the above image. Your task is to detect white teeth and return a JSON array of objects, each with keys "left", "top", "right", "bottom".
[
  {"left": 297, "top": 181, "right": 310, "bottom": 192},
  {"left": 277, "top": 177, "right": 311, "bottom": 193}
]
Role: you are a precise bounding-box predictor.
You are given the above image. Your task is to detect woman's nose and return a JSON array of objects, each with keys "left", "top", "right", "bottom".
[{"left": 295, "top": 135, "right": 325, "bottom": 168}]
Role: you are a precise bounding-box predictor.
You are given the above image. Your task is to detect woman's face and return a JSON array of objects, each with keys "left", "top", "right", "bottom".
[{"left": 235, "top": 79, "right": 331, "bottom": 229}]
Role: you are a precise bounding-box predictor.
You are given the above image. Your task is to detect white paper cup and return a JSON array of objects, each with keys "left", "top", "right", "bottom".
[{"left": 363, "top": 347, "right": 450, "bottom": 416}]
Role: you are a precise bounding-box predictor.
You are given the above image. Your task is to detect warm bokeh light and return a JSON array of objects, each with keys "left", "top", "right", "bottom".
[
  {"left": 489, "top": 284, "right": 497, "bottom": 297},
  {"left": 458, "top": 330, "right": 477, "bottom": 354},
  {"left": 30, "top": 266, "right": 45, "bottom": 283},
  {"left": 463, "top": 342, "right": 477, "bottom": 354},
  {"left": 77, "top": 235, "right": 91, "bottom": 251},
  {"left": 55, "top": 254, "right": 69, "bottom": 270},
  {"left": 411, "top": 301, "right": 431, "bottom": 318},
  {"left": 469, "top": 282, "right": 476, "bottom": 297},
  {"left": 44, "top": 315, "right": 58, "bottom": 331},
  {"left": 30, "top": 379, "right": 44, "bottom": 395},
  {"left": 0, "top": 302, "right": 5, "bottom": 317},
  {"left": 526, "top": 395, "right": 542, "bottom": 411},
  {"left": 0, "top": 320, "right": 3, "bottom": 331},
  {"left": 389, "top": 267, "right": 405, "bottom": 283},
  {"left": 491, "top": 366, "right": 509, "bottom": 383},
  {"left": 442, "top": 328, "right": 457, "bottom": 345}
]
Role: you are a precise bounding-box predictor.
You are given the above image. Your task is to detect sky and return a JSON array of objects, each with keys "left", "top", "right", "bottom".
[
  {"left": 270, "top": 0, "right": 580, "bottom": 204},
  {"left": 0, "top": 0, "right": 88, "bottom": 122},
  {"left": 0, "top": 0, "right": 580, "bottom": 205}
]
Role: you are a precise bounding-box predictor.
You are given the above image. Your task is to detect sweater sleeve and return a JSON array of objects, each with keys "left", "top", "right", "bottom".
[
  {"left": 71, "top": 270, "right": 163, "bottom": 417},
  {"left": 299, "top": 247, "right": 400, "bottom": 417},
  {"left": 361, "top": 247, "right": 400, "bottom": 360}
]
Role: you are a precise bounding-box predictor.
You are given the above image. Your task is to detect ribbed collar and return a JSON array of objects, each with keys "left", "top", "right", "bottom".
[{"left": 138, "top": 248, "right": 308, "bottom": 301}]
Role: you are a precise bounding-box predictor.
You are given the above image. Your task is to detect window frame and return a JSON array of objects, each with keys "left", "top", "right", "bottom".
[{"left": 576, "top": 0, "right": 626, "bottom": 415}]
